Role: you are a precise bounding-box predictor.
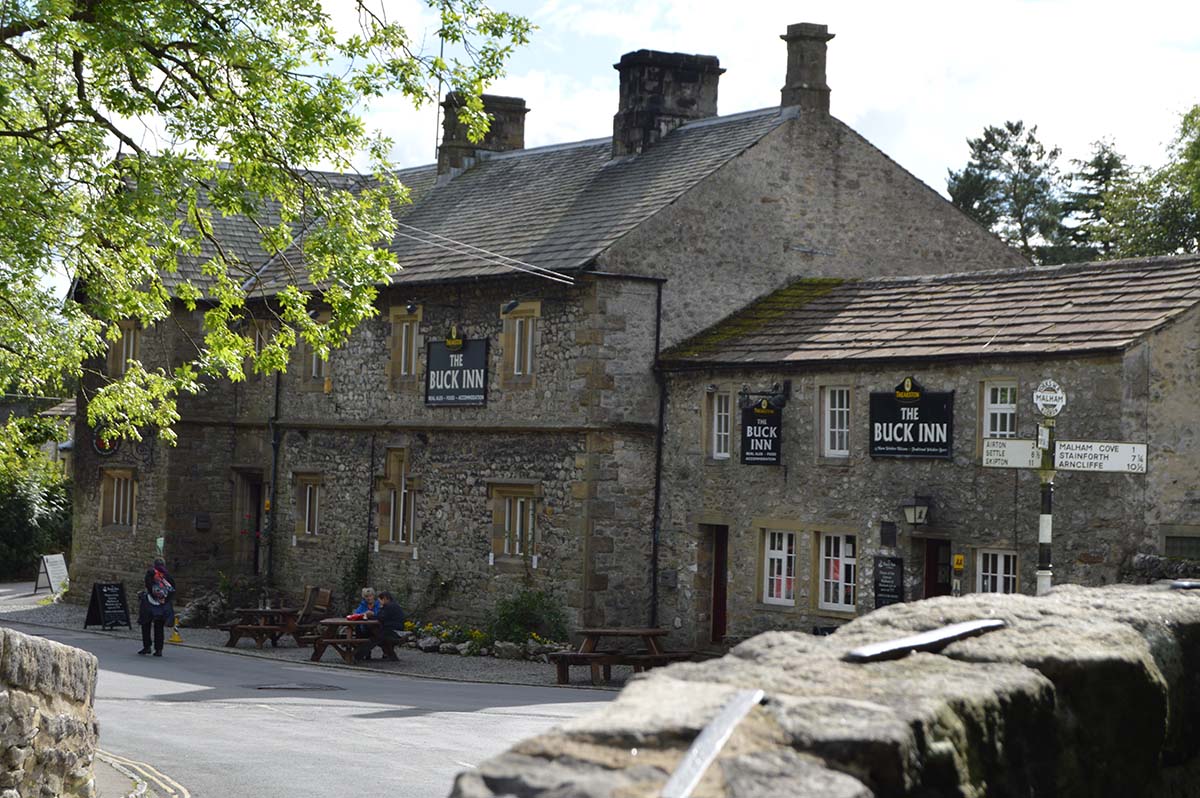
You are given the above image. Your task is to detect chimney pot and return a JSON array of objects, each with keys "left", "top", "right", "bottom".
[
  {"left": 438, "top": 93, "right": 529, "bottom": 176},
  {"left": 781, "top": 22, "right": 834, "bottom": 113},
  {"left": 612, "top": 50, "right": 725, "bottom": 158}
]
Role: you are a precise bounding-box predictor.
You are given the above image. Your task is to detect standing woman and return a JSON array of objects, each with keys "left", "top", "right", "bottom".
[{"left": 139, "top": 557, "right": 176, "bottom": 657}]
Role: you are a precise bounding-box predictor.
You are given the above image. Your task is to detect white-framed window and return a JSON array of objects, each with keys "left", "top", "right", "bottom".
[
  {"left": 295, "top": 476, "right": 322, "bottom": 536},
  {"left": 823, "top": 387, "right": 850, "bottom": 457},
  {"left": 310, "top": 350, "right": 327, "bottom": 380},
  {"left": 513, "top": 317, "right": 535, "bottom": 376},
  {"left": 107, "top": 320, "right": 140, "bottom": 377},
  {"left": 819, "top": 532, "right": 857, "bottom": 611},
  {"left": 304, "top": 482, "right": 319, "bottom": 535},
  {"left": 503, "top": 495, "right": 535, "bottom": 555},
  {"left": 977, "top": 549, "right": 1017, "bottom": 594},
  {"left": 711, "top": 392, "right": 731, "bottom": 459},
  {"left": 984, "top": 380, "right": 1017, "bottom": 439},
  {"left": 388, "top": 460, "right": 414, "bottom": 544},
  {"left": 501, "top": 302, "right": 540, "bottom": 386},
  {"left": 763, "top": 530, "right": 796, "bottom": 605},
  {"left": 397, "top": 320, "right": 416, "bottom": 377},
  {"left": 100, "top": 470, "right": 135, "bottom": 527}
]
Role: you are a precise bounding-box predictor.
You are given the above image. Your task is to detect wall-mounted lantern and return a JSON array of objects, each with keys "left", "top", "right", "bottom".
[{"left": 902, "top": 495, "right": 932, "bottom": 525}]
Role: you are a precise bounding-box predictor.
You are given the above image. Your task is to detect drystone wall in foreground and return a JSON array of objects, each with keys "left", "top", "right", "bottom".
[
  {"left": 0, "top": 627, "right": 98, "bottom": 798},
  {"left": 452, "top": 584, "right": 1200, "bottom": 797}
]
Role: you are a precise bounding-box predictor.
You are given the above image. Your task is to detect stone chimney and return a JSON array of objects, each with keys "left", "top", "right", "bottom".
[
  {"left": 437, "top": 93, "right": 529, "bottom": 176},
  {"left": 780, "top": 23, "right": 834, "bottom": 112},
  {"left": 611, "top": 50, "right": 724, "bottom": 158}
]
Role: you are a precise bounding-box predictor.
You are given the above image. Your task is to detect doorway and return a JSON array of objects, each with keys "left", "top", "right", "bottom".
[
  {"left": 234, "top": 472, "right": 264, "bottom": 576},
  {"left": 923, "top": 539, "right": 952, "bottom": 598},
  {"left": 710, "top": 525, "right": 728, "bottom": 644}
]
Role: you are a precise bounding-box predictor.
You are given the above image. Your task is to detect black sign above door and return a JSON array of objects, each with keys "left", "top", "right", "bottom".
[
  {"left": 740, "top": 399, "right": 782, "bottom": 465},
  {"left": 869, "top": 377, "right": 954, "bottom": 459},
  {"left": 426, "top": 339, "right": 488, "bottom": 406}
]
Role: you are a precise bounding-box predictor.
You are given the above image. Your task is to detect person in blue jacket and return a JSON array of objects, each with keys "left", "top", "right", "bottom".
[{"left": 353, "top": 587, "right": 381, "bottom": 616}]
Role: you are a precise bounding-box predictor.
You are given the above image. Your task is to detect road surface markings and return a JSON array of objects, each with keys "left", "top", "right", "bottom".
[{"left": 98, "top": 749, "right": 191, "bottom": 798}]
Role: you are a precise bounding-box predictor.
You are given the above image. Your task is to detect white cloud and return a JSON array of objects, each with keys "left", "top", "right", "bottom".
[{"left": 358, "top": 0, "right": 1200, "bottom": 196}]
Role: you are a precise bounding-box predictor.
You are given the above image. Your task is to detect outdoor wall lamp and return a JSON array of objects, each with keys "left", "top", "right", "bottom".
[
  {"left": 902, "top": 495, "right": 932, "bottom": 525},
  {"left": 501, "top": 299, "right": 521, "bottom": 314}
]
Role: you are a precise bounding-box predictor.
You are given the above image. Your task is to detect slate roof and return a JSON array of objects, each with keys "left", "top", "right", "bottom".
[
  {"left": 172, "top": 167, "right": 377, "bottom": 295},
  {"left": 659, "top": 256, "right": 1200, "bottom": 368},
  {"left": 252, "top": 107, "right": 791, "bottom": 292}
]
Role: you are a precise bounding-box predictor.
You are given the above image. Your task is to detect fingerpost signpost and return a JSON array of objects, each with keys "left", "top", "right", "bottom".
[{"left": 983, "top": 378, "right": 1148, "bottom": 595}]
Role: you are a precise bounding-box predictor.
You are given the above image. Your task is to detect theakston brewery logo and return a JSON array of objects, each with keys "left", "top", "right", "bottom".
[
  {"left": 895, "top": 376, "right": 921, "bottom": 402},
  {"left": 92, "top": 430, "right": 120, "bottom": 456}
]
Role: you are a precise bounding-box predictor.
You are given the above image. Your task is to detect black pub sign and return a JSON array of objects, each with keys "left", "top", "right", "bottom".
[
  {"left": 869, "top": 377, "right": 954, "bottom": 459},
  {"left": 740, "top": 399, "right": 782, "bottom": 465},
  {"left": 426, "top": 336, "right": 488, "bottom": 406}
]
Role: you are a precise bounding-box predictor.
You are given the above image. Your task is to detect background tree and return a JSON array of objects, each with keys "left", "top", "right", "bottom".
[
  {"left": 1058, "top": 140, "right": 1128, "bottom": 259},
  {"left": 1106, "top": 107, "right": 1200, "bottom": 257},
  {"left": 947, "top": 120, "right": 1063, "bottom": 263},
  {"left": 0, "top": 0, "right": 531, "bottom": 459}
]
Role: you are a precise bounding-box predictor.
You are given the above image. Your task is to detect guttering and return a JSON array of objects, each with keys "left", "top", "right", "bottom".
[{"left": 265, "top": 371, "right": 282, "bottom": 581}]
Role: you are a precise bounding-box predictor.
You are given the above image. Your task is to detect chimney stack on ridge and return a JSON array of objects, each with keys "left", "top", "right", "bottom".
[
  {"left": 438, "top": 93, "right": 529, "bottom": 176},
  {"left": 780, "top": 23, "right": 834, "bottom": 112},
  {"left": 611, "top": 50, "right": 724, "bottom": 158}
]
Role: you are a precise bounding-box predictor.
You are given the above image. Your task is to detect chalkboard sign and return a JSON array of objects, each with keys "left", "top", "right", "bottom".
[
  {"left": 84, "top": 582, "right": 132, "bottom": 630},
  {"left": 32, "top": 553, "right": 69, "bottom": 595},
  {"left": 874, "top": 556, "right": 905, "bottom": 609}
]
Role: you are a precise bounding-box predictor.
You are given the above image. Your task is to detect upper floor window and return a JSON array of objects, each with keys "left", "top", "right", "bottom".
[
  {"left": 378, "top": 449, "right": 416, "bottom": 545},
  {"left": 823, "top": 386, "right": 850, "bottom": 457},
  {"left": 818, "top": 531, "right": 857, "bottom": 612},
  {"left": 710, "top": 392, "right": 732, "bottom": 460},
  {"left": 389, "top": 305, "right": 423, "bottom": 389},
  {"left": 762, "top": 530, "right": 796, "bottom": 606},
  {"left": 298, "top": 313, "right": 332, "bottom": 393},
  {"left": 100, "top": 468, "right": 135, "bottom": 528},
  {"left": 106, "top": 320, "right": 140, "bottom": 377},
  {"left": 977, "top": 549, "right": 1017, "bottom": 593},
  {"left": 500, "top": 301, "right": 541, "bottom": 388},
  {"left": 983, "top": 380, "right": 1017, "bottom": 439}
]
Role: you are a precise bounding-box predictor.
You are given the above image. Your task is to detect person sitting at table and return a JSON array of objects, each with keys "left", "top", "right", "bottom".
[
  {"left": 356, "top": 590, "right": 405, "bottom": 661},
  {"left": 351, "top": 587, "right": 381, "bottom": 617}
]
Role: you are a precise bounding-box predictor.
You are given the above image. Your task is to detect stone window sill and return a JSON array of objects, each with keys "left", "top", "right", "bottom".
[{"left": 757, "top": 601, "right": 799, "bottom": 613}]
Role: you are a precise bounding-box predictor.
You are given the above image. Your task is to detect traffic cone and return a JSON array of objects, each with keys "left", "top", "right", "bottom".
[{"left": 168, "top": 616, "right": 183, "bottom": 644}]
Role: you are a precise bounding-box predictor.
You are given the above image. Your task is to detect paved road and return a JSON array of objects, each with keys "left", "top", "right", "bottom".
[{"left": 8, "top": 621, "right": 610, "bottom": 798}]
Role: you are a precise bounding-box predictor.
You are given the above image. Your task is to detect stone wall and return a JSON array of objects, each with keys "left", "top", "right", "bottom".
[
  {"left": 451, "top": 584, "right": 1200, "bottom": 798},
  {"left": 598, "top": 112, "right": 1031, "bottom": 349},
  {"left": 657, "top": 351, "right": 1151, "bottom": 648},
  {"left": 0, "top": 627, "right": 98, "bottom": 798}
]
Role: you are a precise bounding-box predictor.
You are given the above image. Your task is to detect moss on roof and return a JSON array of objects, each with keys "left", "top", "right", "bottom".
[{"left": 666, "top": 277, "right": 847, "bottom": 360}]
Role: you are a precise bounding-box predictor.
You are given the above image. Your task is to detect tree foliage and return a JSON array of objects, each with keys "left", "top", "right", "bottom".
[
  {"left": 0, "top": 0, "right": 531, "bottom": 457},
  {"left": 0, "top": 417, "right": 71, "bottom": 578},
  {"left": 949, "top": 110, "right": 1200, "bottom": 264},
  {"left": 948, "top": 121, "right": 1062, "bottom": 262}
]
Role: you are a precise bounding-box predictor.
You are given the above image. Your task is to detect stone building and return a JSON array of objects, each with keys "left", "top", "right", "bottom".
[
  {"left": 70, "top": 23, "right": 1026, "bottom": 628},
  {"left": 656, "top": 256, "right": 1200, "bottom": 648}
]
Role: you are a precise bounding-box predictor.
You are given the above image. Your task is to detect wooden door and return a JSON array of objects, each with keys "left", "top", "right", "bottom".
[
  {"left": 711, "top": 525, "right": 728, "bottom": 644},
  {"left": 923, "top": 539, "right": 952, "bottom": 598}
]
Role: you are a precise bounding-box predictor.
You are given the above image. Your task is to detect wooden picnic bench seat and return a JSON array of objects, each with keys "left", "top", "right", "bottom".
[
  {"left": 229, "top": 624, "right": 285, "bottom": 649},
  {"left": 547, "top": 650, "right": 695, "bottom": 685}
]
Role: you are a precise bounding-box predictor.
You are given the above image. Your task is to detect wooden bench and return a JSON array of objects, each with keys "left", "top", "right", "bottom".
[
  {"left": 547, "top": 650, "right": 694, "bottom": 685},
  {"left": 310, "top": 635, "right": 400, "bottom": 664},
  {"left": 229, "top": 624, "right": 284, "bottom": 649}
]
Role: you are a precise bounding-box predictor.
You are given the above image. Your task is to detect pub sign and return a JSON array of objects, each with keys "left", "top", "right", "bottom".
[
  {"left": 740, "top": 399, "right": 781, "bottom": 465},
  {"left": 869, "top": 377, "right": 953, "bottom": 459},
  {"left": 426, "top": 338, "right": 488, "bottom": 406}
]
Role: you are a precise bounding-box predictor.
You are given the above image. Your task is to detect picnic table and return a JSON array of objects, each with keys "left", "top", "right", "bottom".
[
  {"left": 222, "top": 607, "right": 302, "bottom": 649},
  {"left": 549, "top": 627, "right": 693, "bottom": 685},
  {"left": 310, "top": 618, "right": 400, "bottom": 665}
]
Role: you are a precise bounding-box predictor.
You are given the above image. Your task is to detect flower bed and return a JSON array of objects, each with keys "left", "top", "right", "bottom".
[{"left": 398, "top": 620, "right": 569, "bottom": 661}]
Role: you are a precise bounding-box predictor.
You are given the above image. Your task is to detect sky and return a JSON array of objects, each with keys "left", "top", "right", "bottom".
[{"left": 356, "top": 0, "right": 1200, "bottom": 197}]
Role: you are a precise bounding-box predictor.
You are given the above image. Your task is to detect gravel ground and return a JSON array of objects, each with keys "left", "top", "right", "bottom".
[{"left": 0, "top": 591, "right": 628, "bottom": 689}]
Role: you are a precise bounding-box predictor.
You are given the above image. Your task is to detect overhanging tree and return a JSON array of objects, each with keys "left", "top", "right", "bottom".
[{"left": 0, "top": 0, "right": 530, "bottom": 455}]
